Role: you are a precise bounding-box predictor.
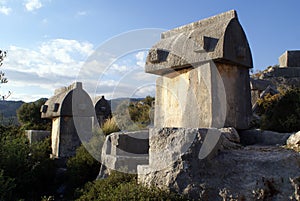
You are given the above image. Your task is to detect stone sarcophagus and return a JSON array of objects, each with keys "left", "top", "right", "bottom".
[
  {"left": 41, "top": 82, "right": 94, "bottom": 158},
  {"left": 94, "top": 95, "right": 112, "bottom": 127},
  {"left": 145, "top": 10, "right": 253, "bottom": 129},
  {"left": 279, "top": 50, "right": 300, "bottom": 68}
]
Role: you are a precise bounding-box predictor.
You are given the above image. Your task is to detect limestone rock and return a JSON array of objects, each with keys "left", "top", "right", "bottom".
[
  {"left": 219, "top": 127, "right": 240, "bottom": 143},
  {"left": 286, "top": 131, "right": 300, "bottom": 151},
  {"left": 239, "top": 129, "right": 291, "bottom": 146},
  {"left": 138, "top": 128, "right": 300, "bottom": 200}
]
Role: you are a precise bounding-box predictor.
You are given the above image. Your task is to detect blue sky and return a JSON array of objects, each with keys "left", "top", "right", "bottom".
[{"left": 1, "top": 0, "right": 300, "bottom": 102}]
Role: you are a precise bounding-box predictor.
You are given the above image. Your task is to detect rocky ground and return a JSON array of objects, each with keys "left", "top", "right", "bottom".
[{"left": 138, "top": 128, "right": 300, "bottom": 201}]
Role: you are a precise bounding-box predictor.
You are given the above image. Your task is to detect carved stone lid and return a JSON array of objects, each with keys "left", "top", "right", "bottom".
[{"left": 145, "top": 10, "right": 253, "bottom": 75}]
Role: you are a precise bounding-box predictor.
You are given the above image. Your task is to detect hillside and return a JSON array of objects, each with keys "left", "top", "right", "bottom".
[{"left": 0, "top": 100, "right": 24, "bottom": 123}]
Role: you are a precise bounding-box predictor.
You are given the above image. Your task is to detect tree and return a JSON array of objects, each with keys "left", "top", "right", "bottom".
[
  {"left": 0, "top": 50, "right": 11, "bottom": 100},
  {"left": 17, "top": 98, "right": 52, "bottom": 130},
  {"left": 257, "top": 88, "right": 300, "bottom": 132},
  {"left": 0, "top": 125, "right": 55, "bottom": 200}
]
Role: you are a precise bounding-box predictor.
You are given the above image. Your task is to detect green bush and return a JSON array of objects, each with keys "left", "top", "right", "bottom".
[
  {"left": 66, "top": 145, "right": 101, "bottom": 193},
  {"left": 0, "top": 125, "right": 55, "bottom": 200},
  {"left": 257, "top": 88, "right": 300, "bottom": 132},
  {"left": 17, "top": 98, "right": 51, "bottom": 131},
  {"left": 113, "top": 96, "right": 154, "bottom": 131},
  {"left": 128, "top": 96, "right": 154, "bottom": 126},
  {"left": 75, "top": 171, "right": 186, "bottom": 201},
  {"left": 0, "top": 169, "right": 16, "bottom": 201}
]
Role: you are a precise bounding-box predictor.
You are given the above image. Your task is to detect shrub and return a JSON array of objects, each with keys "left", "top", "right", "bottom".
[
  {"left": 66, "top": 145, "right": 101, "bottom": 193},
  {"left": 0, "top": 169, "right": 16, "bottom": 201},
  {"left": 0, "top": 125, "right": 55, "bottom": 200},
  {"left": 257, "top": 88, "right": 300, "bottom": 132},
  {"left": 17, "top": 98, "right": 51, "bottom": 131},
  {"left": 75, "top": 171, "right": 186, "bottom": 201},
  {"left": 112, "top": 96, "right": 155, "bottom": 131}
]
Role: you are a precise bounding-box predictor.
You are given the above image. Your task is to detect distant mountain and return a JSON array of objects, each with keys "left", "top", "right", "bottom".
[
  {"left": 0, "top": 100, "right": 24, "bottom": 122},
  {"left": 0, "top": 97, "right": 146, "bottom": 125}
]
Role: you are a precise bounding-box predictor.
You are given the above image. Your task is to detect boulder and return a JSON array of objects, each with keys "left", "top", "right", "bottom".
[
  {"left": 219, "top": 127, "right": 240, "bottom": 143},
  {"left": 138, "top": 128, "right": 300, "bottom": 200}
]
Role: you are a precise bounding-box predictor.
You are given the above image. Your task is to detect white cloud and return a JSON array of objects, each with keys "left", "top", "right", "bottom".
[
  {"left": 110, "top": 63, "right": 130, "bottom": 74},
  {"left": 135, "top": 51, "right": 146, "bottom": 67},
  {"left": 0, "top": 5, "right": 11, "bottom": 15},
  {"left": 3, "top": 40, "right": 156, "bottom": 102},
  {"left": 25, "top": 0, "right": 42, "bottom": 12},
  {"left": 4, "top": 39, "right": 94, "bottom": 101}
]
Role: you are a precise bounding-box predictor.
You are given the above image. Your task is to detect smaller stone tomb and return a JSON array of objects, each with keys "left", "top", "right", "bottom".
[
  {"left": 41, "top": 82, "right": 94, "bottom": 158},
  {"left": 100, "top": 130, "right": 149, "bottom": 175},
  {"left": 94, "top": 95, "right": 112, "bottom": 127},
  {"left": 279, "top": 50, "right": 300, "bottom": 67}
]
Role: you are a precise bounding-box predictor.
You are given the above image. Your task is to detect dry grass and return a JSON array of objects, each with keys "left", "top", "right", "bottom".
[{"left": 102, "top": 117, "right": 120, "bottom": 136}]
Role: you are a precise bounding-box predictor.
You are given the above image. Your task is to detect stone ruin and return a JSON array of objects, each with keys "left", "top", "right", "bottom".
[
  {"left": 255, "top": 50, "right": 300, "bottom": 86},
  {"left": 250, "top": 50, "right": 300, "bottom": 112},
  {"left": 138, "top": 8, "right": 253, "bottom": 193},
  {"left": 99, "top": 130, "right": 149, "bottom": 177},
  {"left": 279, "top": 50, "right": 300, "bottom": 68},
  {"left": 25, "top": 130, "right": 50, "bottom": 144},
  {"left": 145, "top": 10, "right": 252, "bottom": 130},
  {"left": 94, "top": 95, "right": 112, "bottom": 126},
  {"left": 36, "top": 10, "right": 300, "bottom": 200},
  {"left": 134, "top": 10, "right": 300, "bottom": 200},
  {"left": 41, "top": 82, "right": 94, "bottom": 159}
]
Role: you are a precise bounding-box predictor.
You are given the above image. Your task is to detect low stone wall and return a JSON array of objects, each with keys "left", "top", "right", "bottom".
[
  {"left": 99, "top": 130, "right": 149, "bottom": 176},
  {"left": 264, "top": 67, "right": 300, "bottom": 78},
  {"left": 25, "top": 130, "right": 50, "bottom": 144}
]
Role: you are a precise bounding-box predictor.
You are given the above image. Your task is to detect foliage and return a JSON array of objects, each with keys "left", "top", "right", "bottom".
[
  {"left": 0, "top": 50, "right": 11, "bottom": 100},
  {"left": 66, "top": 144, "right": 101, "bottom": 195},
  {"left": 257, "top": 88, "right": 300, "bottom": 132},
  {"left": 0, "top": 125, "right": 55, "bottom": 200},
  {"left": 0, "top": 169, "right": 16, "bottom": 201},
  {"left": 0, "top": 50, "right": 7, "bottom": 83},
  {"left": 75, "top": 171, "right": 186, "bottom": 201},
  {"left": 128, "top": 95, "right": 154, "bottom": 124},
  {"left": 113, "top": 96, "right": 154, "bottom": 131},
  {"left": 17, "top": 98, "right": 51, "bottom": 130},
  {"left": 101, "top": 117, "right": 120, "bottom": 136}
]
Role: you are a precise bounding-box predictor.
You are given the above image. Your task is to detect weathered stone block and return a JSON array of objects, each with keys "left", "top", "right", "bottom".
[
  {"left": 100, "top": 130, "right": 149, "bottom": 174},
  {"left": 145, "top": 10, "right": 253, "bottom": 129},
  {"left": 138, "top": 128, "right": 300, "bottom": 200},
  {"left": 25, "top": 130, "right": 50, "bottom": 144},
  {"left": 41, "top": 82, "right": 94, "bottom": 159},
  {"left": 279, "top": 50, "right": 300, "bottom": 67}
]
